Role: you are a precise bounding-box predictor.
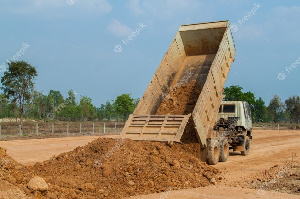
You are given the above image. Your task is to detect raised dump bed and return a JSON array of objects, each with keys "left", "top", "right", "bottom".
[{"left": 121, "top": 21, "right": 236, "bottom": 147}]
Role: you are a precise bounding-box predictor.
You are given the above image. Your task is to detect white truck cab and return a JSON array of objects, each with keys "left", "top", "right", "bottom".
[{"left": 216, "top": 101, "right": 252, "bottom": 139}]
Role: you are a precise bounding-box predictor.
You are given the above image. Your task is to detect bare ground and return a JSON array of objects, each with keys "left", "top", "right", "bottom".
[{"left": 0, "top": 130, "right": 300, "bottom": 198}]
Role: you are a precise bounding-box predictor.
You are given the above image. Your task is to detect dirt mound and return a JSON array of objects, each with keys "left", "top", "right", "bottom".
[
  {"left": 156, "top": 81, "right": 202, "bottom": 145},
  {"left": 30, "top": 138, "right": 218, "bottom": 198},
  {"left": 0, "top": 147, "right": 36, "bottom": 198},
  {"left": 156, "top": 81, "right": 202, "bottom": 115},
  {"left": 248, "top": 161, "right": 300, "bottom": 195}
]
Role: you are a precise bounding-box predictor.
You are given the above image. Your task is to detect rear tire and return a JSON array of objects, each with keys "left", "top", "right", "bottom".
[
  {"left": 219, "top": 139, "right": 229, "bottom": 162},
  {"left": 207, "top": 144, "right": 220, "bottom": 165},
  {"left": 241, "top": 136, "right": 250, "bottom": 156}
]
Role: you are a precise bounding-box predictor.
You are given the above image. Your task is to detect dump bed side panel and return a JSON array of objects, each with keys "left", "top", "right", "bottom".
[{"left": 192, "top": 27, "right": 236, "bottom": 147}]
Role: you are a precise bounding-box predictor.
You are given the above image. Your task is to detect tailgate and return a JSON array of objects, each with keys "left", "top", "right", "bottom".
[{"left": 120, "top": 114, "right": 191, "bottom": 142}]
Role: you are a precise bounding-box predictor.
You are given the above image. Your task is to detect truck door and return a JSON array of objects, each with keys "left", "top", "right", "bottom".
[{"left": 244, "top": 102, "right": 252, "bottom": 129}]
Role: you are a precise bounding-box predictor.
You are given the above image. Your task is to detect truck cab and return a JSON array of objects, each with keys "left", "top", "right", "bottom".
[{"left": 215, "top": 101, "right": 252, "bottom": 139}]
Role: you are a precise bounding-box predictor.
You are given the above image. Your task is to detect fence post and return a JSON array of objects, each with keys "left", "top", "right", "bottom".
[
  {"left": 52, "top": 123, "right": 54, "bottom": 134},
  {"left": 80, "top": 123, "right": 82, "bottom": 134},
  {"left": 278, "top": 123, "right": 280, "bottom": 131},
  {"left": 19, "top": 125, "right": 22, "bottom": 136},
  {"left": 36, "top": 123, "right": 38, "bottom": 136},
  {"left": 67, "top": 122, "right": 69, "bottom": 135},
  {"left": 104, "top": 122, "right": 106, "bottom": 134},
  {"left": 115, "top": 122, "right": 117, "bottom": 132},
  {"left": 93, "top": 122, "right": 95, "bottom": 134},
  {"left": 0, "top": 125, "right": 1, "bottom": 139}
]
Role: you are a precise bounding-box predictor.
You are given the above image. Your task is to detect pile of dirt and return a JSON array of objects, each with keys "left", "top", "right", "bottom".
[
  {"left": 248, "top": 161, "right": 300, "bottom": 195},
  {"left": 0, "top": 147, "right": 37, "bottom": 198},
  {"left": 29, "top": 138, "right": 218, "bottom": 198},
  {"left": 0, "top": 82, "right": 218, "bottom": 198},
  {"left": 156, "top": 81, "right": 202, "bottom": 145},
  {"left": 156, "top": 81, "right": 202, "bottom": 115}
]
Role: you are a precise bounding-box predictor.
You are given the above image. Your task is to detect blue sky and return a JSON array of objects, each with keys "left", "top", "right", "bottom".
[{"left": 0, "top": 0, "right": 299, "bottom": 107}]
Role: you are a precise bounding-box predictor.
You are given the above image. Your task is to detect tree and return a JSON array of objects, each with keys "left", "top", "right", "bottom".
[
  {"left": 1, "top": 61, "right": 37, "bottom": 128},
  {"left": 97, "top": 104, "right": 106, "bottom": 121},
  {"left": 30, "top": 91, "right": 49, "bottom": 120},
  {"left": 223, "top": 85, "right": 244, "bottom": 101},
  {"left": 243, "top": 91, "right": 256, "bottom": 106},
  {"left": 104, "top": 101, "right": 114, "bottom": 121},
  {"left": 0, "top": 94, "right": 14, "bottom": 118},
  {"left": 67, "top": 90, "right": 76, "bottom": 105},
  {"left": 114, "top": 94, "right": 135, "bottom": 121},
  {"left": 223, "top": 85, "right": 256, "bottom": 117},
  {"left": 80, "top": 96, "right": 96, "bottom": 121},
  {"left": 223, "top": 85, "right": 255, "bottom": 105},
  {"left": 48, "top": 90, "right": 64, "bottom": 119},
  {"left": 253, "top": 97, "right": 267, "bottom": 122},
  {"left": 134, "top": 98, "right": 140, "bottom": 107},
  {"left": 285, "top": 96, "right": 300, "bottom": 123},
  {"left": 58, "top": 90, "right": 80, "bottom": 121},
  {"left": 268, "top": 95, "right": 284, "bottom": 123}
]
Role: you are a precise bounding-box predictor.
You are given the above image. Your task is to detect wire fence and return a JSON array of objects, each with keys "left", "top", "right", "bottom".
[{"left": 0, "top": 121, "right": 125, "bottom": 140}]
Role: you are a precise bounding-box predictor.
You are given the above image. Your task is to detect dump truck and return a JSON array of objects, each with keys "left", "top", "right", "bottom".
[{"left": 121, "top": 20, "right": 246, "bottom": 165}]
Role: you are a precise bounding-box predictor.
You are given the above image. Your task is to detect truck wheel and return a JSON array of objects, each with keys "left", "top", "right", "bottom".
[
  {"left": 241, "top": 136, "right": 250, "bottom": 156},
  {"left": 219, "top": 139, "right": 229, "bottom": 162},
  {"left": 207, "top": 145, "right": 220, "bottom": 165}
]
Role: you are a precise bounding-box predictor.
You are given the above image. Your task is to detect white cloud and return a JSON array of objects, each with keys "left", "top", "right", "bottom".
[
  {"left": 128, "top": 0, "right": 144, "bottom": 15},
  {"left": 108, "top": 19, "right": 133, "bottom": 37},
  {"left": 82, "top": 0, "right": 112, "bottom": 14},
  {"left": 261, "top": 6, "right": 300, "bottom": 42},
  {"left": 143, "top": 0, "right": 201, "bottom": 18},
  {"left": 10, "top": 0, "right": 112, "bottom": 15},
  {"left": 234, "top": 24, "right": 264, "bottom": 40},
  {"left": 231, "top": 6, "right": 300, "bottom": 42}
]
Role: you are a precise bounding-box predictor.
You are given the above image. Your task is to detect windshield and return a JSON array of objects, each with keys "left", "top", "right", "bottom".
[{"left": 223, "top": 105, "right": 235, "bottom": 113}]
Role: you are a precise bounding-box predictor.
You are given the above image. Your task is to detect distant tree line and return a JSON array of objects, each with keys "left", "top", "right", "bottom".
[
  {"left": 0, "top": 61, "right": 139, "bottom": 126},
  {"left": 0, "top": 61, "right": 299, "bottom": 127},
  {"left": 223, "top": 85, "right": 300, "bottom": 123},
  {"left": 0, "top": 89, "right": 139, "bottom": 122}
]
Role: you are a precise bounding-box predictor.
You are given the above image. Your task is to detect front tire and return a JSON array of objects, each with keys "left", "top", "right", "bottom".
[
  {"left": 207, "top": 144, "right": 220, "bottom": 165},
  {"left": 219, "top": 139, "right": 229, "bottom": 162},
  {"left": 241, "top": 136, "right": 250, "bottom": 156}
]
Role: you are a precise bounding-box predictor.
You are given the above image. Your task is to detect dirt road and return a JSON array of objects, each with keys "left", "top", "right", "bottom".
[
  {"left": 0, "top": 130, "right": 299, "bottom": 198},
  {"left": 0, "top": 135, "right": 119, "bottom": 165},
  {"left": 215, "top": 129, "right": 300, "bottom": 186},
  {"left": 130, "top": 129, "right": 300, "bottom": 199}
]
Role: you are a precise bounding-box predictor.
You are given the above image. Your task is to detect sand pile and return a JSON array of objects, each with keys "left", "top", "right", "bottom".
[
  {"left": 29, "top": 138, "right": 218, "bottom": 198},
  {"left": 156, "top": 81, "right": 202, "bottom": 115},
  {"left": 0, "top": 147, "right": 38, "bottom": 198},
  {"left": 0, "top": 81, "right": 218, "bottom": 199}
]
